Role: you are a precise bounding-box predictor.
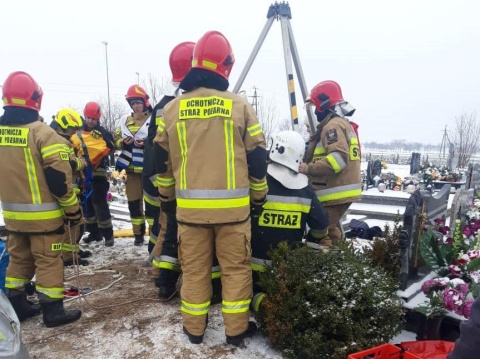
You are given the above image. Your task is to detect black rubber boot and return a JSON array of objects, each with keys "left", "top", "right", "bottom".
[
  {"left": 156, "top": 270, "right": 180, "bottom": 300},
  {"left": 83, "top": 233, "right": 103, "bottom": 244},
  {"left": 104, "top": 237, "right": 114, "bottom": 247},
  {"left": 63, "top": 258, "right": 89, "bottom": 266},
  {"left": 41, "top": 300, "right": 82, "bottom": 328},
  {"left": 7, "top": 289, "right": 41, "bottom": 322},
  {"left": 183, "top": 326, "right": 203, "bottom": 344},
  {"left": 183, "top": 315, "right": 208, "bottom": 344},
  {"left": 134, "top": 235, "right": 145, "bottom": 246},
  {"left": 226, "top": 321, "right": 257, "bottom": 346},
  {"left": 78, "top": 249, "right": 92, "bottom": 258}
]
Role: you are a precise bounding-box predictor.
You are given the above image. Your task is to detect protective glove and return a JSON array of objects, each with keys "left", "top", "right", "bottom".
[
  {"left": 91, "top": 129, "right": 103, "bottom": 139},
  {"left": 69, "top": 157, "right": 86, "bottom": 171},
  {"left": 64, "top": 208, "right": 83, "bottom": 226},
  {"left": 251, "top": 197, "right": 266, "bottom": 218},
  {"left": 161, "top": 200, "right": 177, "bottom": 215}
]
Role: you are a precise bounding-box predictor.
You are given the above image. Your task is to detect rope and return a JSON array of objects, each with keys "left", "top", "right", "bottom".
[{"left": 63, "top": 226, "right": 159, "bottom": 310}]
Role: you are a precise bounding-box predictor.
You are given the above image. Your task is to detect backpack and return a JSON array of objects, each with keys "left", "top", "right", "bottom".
[{"left": 0, "top": 291, "right": 31, "bottom": 358}]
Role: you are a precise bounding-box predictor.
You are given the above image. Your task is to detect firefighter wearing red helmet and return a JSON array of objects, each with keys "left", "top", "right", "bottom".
[
  {"left": 154, "top": 31, "right": 267, "bottom": 346},
  {"left": 114, "top": 85, "right": 152, "bottom": 246},
  {"left": 0, "top": 71, "right": 82, "bottom": 327},
  {"left": 299, "top": 80, "right": 362, "bottom": 245},
  {"left": 144, "top": 41, "right": 195, "bottom": 297},
  {"left": 81, "top": 101, "right": 115, "bottom": 247}
]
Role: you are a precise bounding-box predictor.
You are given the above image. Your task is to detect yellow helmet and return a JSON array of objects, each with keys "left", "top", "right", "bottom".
[{"left": 53, "top": 108, "right": 83, "bottom": 130}]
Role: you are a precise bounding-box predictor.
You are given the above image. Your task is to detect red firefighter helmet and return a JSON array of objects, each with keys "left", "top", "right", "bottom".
[
  {"left": 305, "top": 80, "right": 344, "bottom": 113},
  {"left": 2, "top": 71, "right": 43, "bottom": 111},
  {"left": 170, "top": 41, "right": 195, "bottom": 83},
  {"left": 125, "top": 85, "right": 150, "bottom": 107},
  {"left": 192, "top": 31, "right": 234, "bottom": 80},
  {"left": 83, "top": 101, "right": 102, "bottom": 120}
]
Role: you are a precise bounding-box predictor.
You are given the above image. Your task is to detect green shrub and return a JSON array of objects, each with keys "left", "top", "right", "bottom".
[
  {"left": 256, "top": 242, "right": 403, "bottom": 359},
  {"left": 364, "top": 220, "right": 402, "bottom": 282}
]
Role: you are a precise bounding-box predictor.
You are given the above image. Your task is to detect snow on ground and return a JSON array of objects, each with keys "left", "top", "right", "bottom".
[
  {"left": 2, "top": 164, "right": 450, "bottom": 357},
  {"left": 20, "top": 216, "right": 285, "bottom": 359}
]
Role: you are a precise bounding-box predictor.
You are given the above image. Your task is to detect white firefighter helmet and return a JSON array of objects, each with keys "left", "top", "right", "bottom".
[{"left": 268, "top": 130, "right": 308, "bottom": 190}]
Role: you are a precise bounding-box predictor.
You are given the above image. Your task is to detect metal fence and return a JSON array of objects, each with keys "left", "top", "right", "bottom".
[{"left": 362, "top": 151, "right": 480, "bottom": 166}]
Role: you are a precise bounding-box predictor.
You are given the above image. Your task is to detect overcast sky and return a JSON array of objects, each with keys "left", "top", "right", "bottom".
[{"left": 1, "top": 0, "right": 479, "bottom": 144}]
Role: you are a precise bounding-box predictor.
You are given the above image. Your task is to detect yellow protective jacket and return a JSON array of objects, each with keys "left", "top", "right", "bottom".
[
  {"left": 70, "top": 131, "right": 109, "bottom": 169},
  {"left": 0, "top": 122, "right": 80, "bottom": 232},
  {"left": 154, "top": 87, "right": 268, "bottom": 225},
  {"left": 304, "top": 114, "right": 362, "bottom": 206},
  {"left": 57, "top": 134, "right": 86, "bottom": 196}
]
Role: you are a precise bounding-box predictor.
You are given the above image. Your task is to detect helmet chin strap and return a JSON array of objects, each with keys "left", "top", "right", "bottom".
[{"left": 314, "top": 108, "right": 331, "bottom": 122}]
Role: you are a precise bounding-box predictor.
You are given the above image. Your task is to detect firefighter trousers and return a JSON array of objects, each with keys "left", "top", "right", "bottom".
[
  {"left": 152, "top": 211, "right": 172, "bottom": 278},
  {"left": 324, "top": 202, "right": 351, "bottom": 245},
  {"left": 142, "top": 172, "right": 161, "bottom": 249},
  {"left": 84, "top": 176, "right": 113, "bottom": 240},
  {"left": 178, "top": 220, "right": 252, "bottom": 337},
  {"left": 6, "top": 228, "right": 65, "bottom": 302},
  {"left": 125, "top": 172, "right": 145, "bottom": 236}
]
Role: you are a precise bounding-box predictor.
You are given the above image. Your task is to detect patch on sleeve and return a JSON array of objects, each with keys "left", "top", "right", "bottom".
[
  {"left": 60, "top": 152, "right": 69, "bottom": 161},
  {"left": 326, "top": 128, "right": 338, "bottom": 144}
]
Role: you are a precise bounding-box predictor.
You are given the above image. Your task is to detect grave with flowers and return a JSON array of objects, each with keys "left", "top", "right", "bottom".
[{"left": 402, "top": 198, "right": 480, "bottom": 340}]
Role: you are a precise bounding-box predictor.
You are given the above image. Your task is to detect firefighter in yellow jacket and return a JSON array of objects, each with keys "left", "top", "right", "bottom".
[
  {"left": 0, "top": 71, "right": 82, "bottom": 327},
  {"left": 50, "top": 108, "right": 92, "bottom": 266},
  {"left": 114, "top": 85, "right": 153, "bottom": 246},
  {"left": 154, "top": 31, "right": 268, "bottom": 346},
  {"left": 299, "top": 80, "right": 362, "bottom": 245}
]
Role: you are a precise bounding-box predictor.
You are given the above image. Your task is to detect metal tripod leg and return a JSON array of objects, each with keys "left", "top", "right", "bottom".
[
  {"left": 279, "top": 15, "right": 299, "bottom": 130},
  {"left": 286, "top": 20, "right": 315, "bottom": 131},
  {"left": 232, "top": 16, "right": 275, "bottom": 94},
  {"left": 232, "top": 2, "right": 315, "bottom": 131}
]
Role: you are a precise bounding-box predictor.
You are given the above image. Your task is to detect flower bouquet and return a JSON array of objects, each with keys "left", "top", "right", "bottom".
[
  {"left": 418, "top": 277, "right": 474, "bottom": 319},
  {"left": 418, "top": 208, "right": 480, "bottom": 318}
]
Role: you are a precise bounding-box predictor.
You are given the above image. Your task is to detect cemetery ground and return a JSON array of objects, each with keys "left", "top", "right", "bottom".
[{"left": 20, "top": 235, "right": 282, "bottom": 359}]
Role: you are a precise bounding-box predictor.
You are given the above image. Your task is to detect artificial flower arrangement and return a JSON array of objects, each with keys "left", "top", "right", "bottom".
[
  {"left": 418, "top": 200, "right": 480, "bottom": 318},
  {"left": 417, "top": 164, "right": 462, "bottom": 183}
]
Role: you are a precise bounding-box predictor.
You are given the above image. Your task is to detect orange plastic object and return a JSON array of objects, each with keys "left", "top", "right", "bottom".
[
  {"left": 401, "top": 341, "right": 455, "bottom": 359},
  {"left": 348, "top": 344, "right": 402, "bottom": 359}
]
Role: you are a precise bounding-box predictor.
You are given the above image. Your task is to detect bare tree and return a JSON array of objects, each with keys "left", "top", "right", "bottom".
[
  {"left": 254, "top": 96, "right": 282, "bottom": 146},
  {"left": 97, "top": 97, "right": 130, "bottom": 135},
  {"left": 142, "top": 73, "right": 170, "bottom": 106},
  {"left": 451, "top": 112, "right": 480, "bottom": 168}
]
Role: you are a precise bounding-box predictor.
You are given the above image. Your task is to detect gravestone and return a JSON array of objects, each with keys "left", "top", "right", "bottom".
[
  {"left": 410, "top": 152, "right": 421, "bottom": 175},
  {"left": 399, "top": 185, "right": 451, "bottom": 290},
  {"left": 449, "top": 188, "right": 474, "bottom": 226}
]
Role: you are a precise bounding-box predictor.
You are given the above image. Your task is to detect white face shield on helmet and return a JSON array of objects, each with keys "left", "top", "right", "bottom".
[
  {"left": 267, "top": 130, "right": 309, "bottom": 190},
  {"left": 332, "top": 101, "right": 356, "bottom": 117}
]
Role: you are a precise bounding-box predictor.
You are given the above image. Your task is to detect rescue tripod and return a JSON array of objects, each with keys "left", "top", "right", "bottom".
[
  {"left": 233, "top": 2, "right": 347, "bottom": 240},
  {"left": 232, "top": 1, "right": 316, "bottom": 132}
]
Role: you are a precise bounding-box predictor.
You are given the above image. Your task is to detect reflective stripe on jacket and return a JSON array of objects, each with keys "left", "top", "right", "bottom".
[
  {"left": 114, "top": 111, "right": 151, "bottom": 173},
  {"left": 304, "top": 114, "right": 362, "bottom": 206},
  {"left": 154, "top": 87, "right": 268, "bottom": 224},
  {"left": 0, "top": 122, "right": 78, "bottom": 232},
  {"left": 251, "top": 174, "right": 329, "bottom": 269}
]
